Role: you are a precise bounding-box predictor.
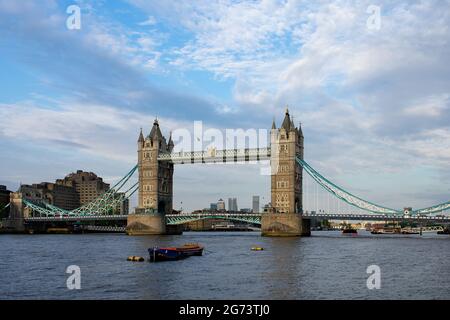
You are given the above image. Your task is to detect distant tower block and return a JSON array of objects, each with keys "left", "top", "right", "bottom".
[{"left": 262, "top": 108, "right": 310, "bottom": 236}]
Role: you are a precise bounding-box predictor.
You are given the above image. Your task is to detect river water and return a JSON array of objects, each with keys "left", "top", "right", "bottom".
[{"left": 0, "top": 231, "right": 449, "bottom": 299}]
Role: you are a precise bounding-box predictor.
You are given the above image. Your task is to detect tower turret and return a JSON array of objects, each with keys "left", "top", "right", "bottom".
[
  {"left": 168, "top": 131, "right": 174, "bottom": 152},
  {"left": 281, "top": 106, "right": 292, "bottom": 132},
  {"left": 138, "top": 128, "right": 144, "bottom": 148}
]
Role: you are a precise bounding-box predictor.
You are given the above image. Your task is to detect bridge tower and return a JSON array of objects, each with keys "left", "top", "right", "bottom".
[
  {"left": 137, "top": 119, "right": 174, "bottom": 214},
  {"left": 4, "top": 192, "right": 27, "bottom": 232},
  {"left": 127, "top": 119, "right": 175, "bottom": 235},
  {"left": 262, "top": 108, "right": 310, "bottom": 236}
]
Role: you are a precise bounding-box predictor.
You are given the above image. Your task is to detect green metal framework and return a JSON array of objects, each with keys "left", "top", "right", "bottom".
[
  {"left": 16, "top": 153, "right": 450, "bottom": 220},
  {"left": 24, "top": 165, "right": 138, "bottom": 217},
  {"left": 297, "top": 157, "right": 401, "bottom": 215},
  {"left": 166, "top": 213, "right": 261, "bottom": 225},
  {"left": 297, "top": 157, "right": 449, "bottom": 216},
  {"left": 414, "top": 201, "right": 450, "bottom": 215}
]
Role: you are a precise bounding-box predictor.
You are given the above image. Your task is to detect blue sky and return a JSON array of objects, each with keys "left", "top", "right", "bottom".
[{"left": 0, "top": 0, "right": 449, "bottom": 211}]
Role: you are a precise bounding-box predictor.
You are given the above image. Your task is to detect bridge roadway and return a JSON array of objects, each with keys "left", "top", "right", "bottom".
[
  {"left": 157, "top": 147, "right": 271, "bottom": 164},
  {"left": 23, "top": 212, "right": 450, "bottom": 223},
  {"left": 303, "top": 213, "right": 450, "bottom": 222}
]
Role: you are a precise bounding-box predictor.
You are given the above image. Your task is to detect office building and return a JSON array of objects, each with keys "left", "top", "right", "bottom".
[
  {"left": 228, "top": 197, "right": 238, "bottom": 212},
  {"left": 217, "top": 198, "right": 226, "bottom": 211},
  {"left": 252, "top": 195, "right": 260, "bottom": 213},
  {"left": 20, "top": 182, "right": 80, "bottom": 210},
  {"left": 56, "top": 170, "right": 110, "bottom": 205}
]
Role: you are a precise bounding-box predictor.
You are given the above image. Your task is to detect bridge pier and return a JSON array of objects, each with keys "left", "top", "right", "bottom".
[
  {"left": 126, "top": 213, "right": 183, "bottom": 235},
  {"left": 126, "top": 213, "right": 166, "bottom": 235},
  {"left": 261, "top": 213, "right": 310, "bottom": 237},
  {"left": 3, "top": 192, "right": 27, "bottom": 233}
]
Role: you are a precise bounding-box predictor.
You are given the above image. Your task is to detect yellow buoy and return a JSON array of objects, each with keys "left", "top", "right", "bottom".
[
  {"left": 251, "top": 247, "right": 264, "bottom": 251},
  {"left": 127, "top": 256, "right": 145, "bottom": 262}
]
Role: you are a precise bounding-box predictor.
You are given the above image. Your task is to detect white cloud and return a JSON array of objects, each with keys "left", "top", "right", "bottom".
[
  {"left": 138, "top": 16, "right": 157, "bottom": 26},
  {"left": 2, "top": 0, "right": 449, "bottom": 209},
  {"left": 404, "top": 94, "right": 449, "bottom": 117},
  {"left": 0, "top": 101, "right": 190, "bottom": 163}
]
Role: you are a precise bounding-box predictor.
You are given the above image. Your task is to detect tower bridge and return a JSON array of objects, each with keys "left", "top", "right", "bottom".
[
  {"left": 3, "top": 109, "right": 450, "bottom": 235},
  {"left": 128, "top": 108, "right": 308, "bottom": 236}
]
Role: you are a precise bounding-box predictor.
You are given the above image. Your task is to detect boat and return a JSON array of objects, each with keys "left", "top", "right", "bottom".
[
  {"left": 371, "top": 226, "right": 401, "bottom": 234},
  {"left": 437, "top": 228, "right": 450, "bottom": 235},
  {"left": 401, "top": 228, "right": 420, "bottom": 235},
  {"left": 148, "top": 243, "right": 204, "bottom": 262},
  {"left": 342, "top": 227, "right": 357, "bottom": 234},
  {"left": 342, "top": 225, "right": 357, "bottom": 234}
]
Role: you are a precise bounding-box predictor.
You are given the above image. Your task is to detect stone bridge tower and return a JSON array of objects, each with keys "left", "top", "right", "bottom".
[
  {"left": 262, "top": 108, "right": 310, "bottom": 236},
  {"left": 137, "top": 119, "right": 174, "bottom": 215},
  {"left": 127, "top": 119, "right": 176, "bottom": 235}
]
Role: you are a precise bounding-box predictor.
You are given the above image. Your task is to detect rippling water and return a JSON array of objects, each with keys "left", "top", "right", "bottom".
[{"left": 0, "top": 231, "right": 449, "bottom": 299}]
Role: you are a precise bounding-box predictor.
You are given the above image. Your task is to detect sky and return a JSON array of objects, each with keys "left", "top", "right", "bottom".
[{"left": 0, "top": 0, "right": 449, "bottom": 212}]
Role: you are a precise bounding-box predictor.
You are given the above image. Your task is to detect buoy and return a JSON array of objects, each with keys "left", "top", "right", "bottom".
[
  {"left": 251, "top": 247, "right": 264, "bottom": 251},
  {"left": 127, "top": 256, "right": 144, "bottom": 262}
]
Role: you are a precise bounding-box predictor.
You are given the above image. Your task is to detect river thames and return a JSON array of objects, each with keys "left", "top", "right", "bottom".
[{"left": 0, "top": 231, "right": 449, "bottom": 299}]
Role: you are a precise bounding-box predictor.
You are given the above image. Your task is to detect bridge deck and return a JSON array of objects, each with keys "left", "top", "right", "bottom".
[
  {"left": 157, "top": 148, "right": 271, "bottom": 164},
  {"left": 23, "top": 213, "right": 450, "bottom": 223}
]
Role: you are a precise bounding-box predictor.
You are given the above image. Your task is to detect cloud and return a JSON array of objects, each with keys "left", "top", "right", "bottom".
[
  {"left": 0, "top": 100, "right": 195, "bottom": 163},
  {"left": 138, "top": 16, "right": 157, "bottom": 26},
  {"left": 1, "top": 0, "right": 449, "bottom": 210},
  {"left": 0, "top": 1, "right": 227, "bottom": 124}
]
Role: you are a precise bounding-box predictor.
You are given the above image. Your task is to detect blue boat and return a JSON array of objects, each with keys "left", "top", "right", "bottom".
[{"left": 148, "top": 243, "right": 204, "bottom": 262}]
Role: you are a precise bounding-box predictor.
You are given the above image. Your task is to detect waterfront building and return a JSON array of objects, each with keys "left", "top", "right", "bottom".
[
  {"left": 56, "top": 170, "right": 110, "bottom": 205},
  {"left": 0, "top": 185, "right": 11, "bottom": 207},
  {"left": 20, "top": 182, "right": 80, "bottom": 210},
  {"left": 116, "top": 192, "right": 129, "bottom": 215},
  {"left": 18, "top": 170, "right": 117, "bottom": 212},
  {"left": 252, "top": 195, "right": 260, "bottom": 213},
  {"left": 210, "top": 203, "right": 218, "bottom": 211}
]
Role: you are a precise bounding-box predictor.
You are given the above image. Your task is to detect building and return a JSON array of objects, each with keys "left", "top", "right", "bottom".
[
  {"left": 0, "top": 185, "right": 11, "bottom": 206},
  {"left": 18, "top": 170, "right": 122, "bottom": 213},
  {"left": 270, "top": 107, "right": 303, "bottom": 213},
  {"left": 263, "top": 202, "right": 272, "bottom": 213},
  {"left": 114, "top": 192, "right": 130, "bottom": 215},
  {"left": 252, "top": 195, "right": 260, "bottom": 213},
  {"left": 240, "top": 208, "right": 252, "bottom": 213},
  {"left": 0, "top": 185, "right": 11, "bottom": 217},
  {"left": 228, "top": 197, "right": 238, "bottom": 212},
  {"left": 210, "top": 203, "right": 218, "bottom": 211},
  {"left": 217, "top": 198, "right": 226, "bottom": 211},
  {"left": 20, "top": 182, "right": 80, "bottom": 210},
  {"left": 56, "top": 170, "right": 110, "bottom": 206}
]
